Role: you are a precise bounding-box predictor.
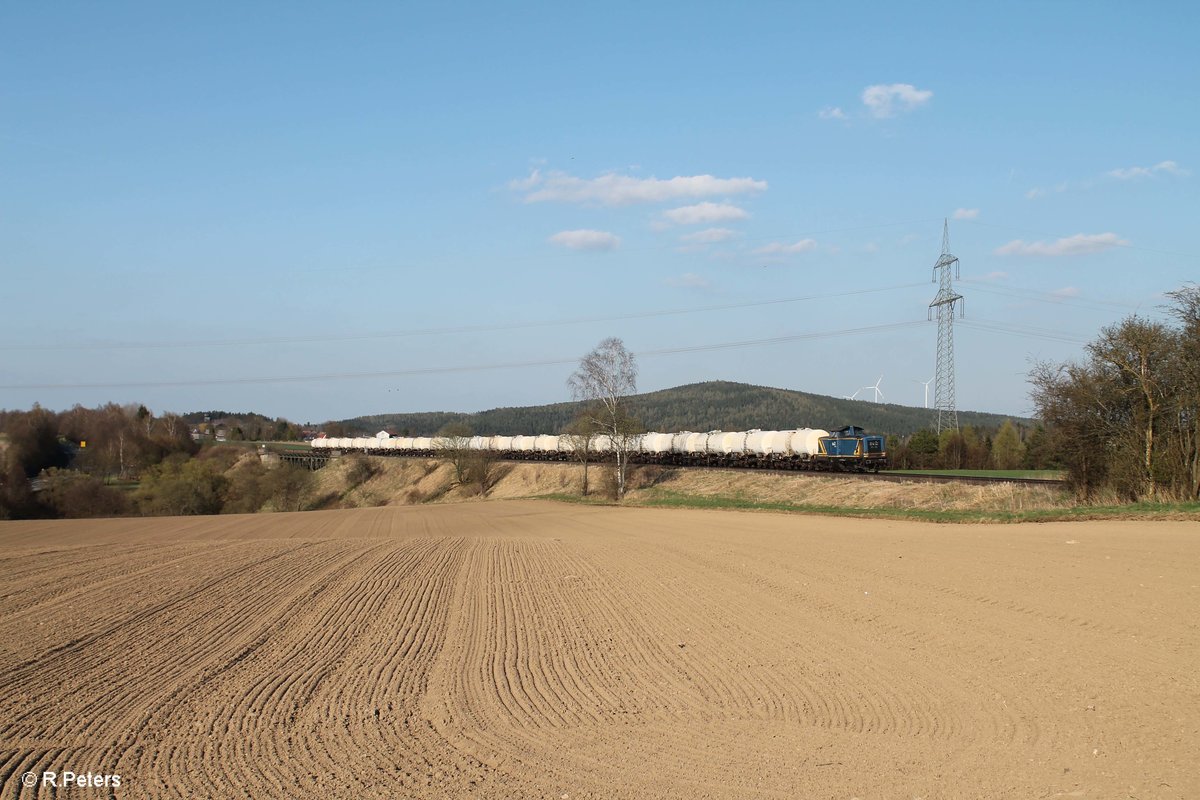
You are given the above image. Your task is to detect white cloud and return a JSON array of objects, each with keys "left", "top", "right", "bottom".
[
  {"left": 983, "top": 270, "right": 1009, "bottom": 280},
  {"left": 1026, "top": 182, "right": 1069, "bottom": 199},
  {"left": 512, "top": 169, "right": 767, "bottom": 206},
  {"left": 1108, "top": 160, "right": 1189, "bottom": 180},
  {"left": 1028, "top": 161, "right": 1187, "bottom": 200},
  {"left": 818, "top": 106, "right": 847, "bottom": 120},
  {"left": 663, "top": 201, "right": 749, "bottom": 225},
  {"left": 680, "top": 227, "right": 737, "bottom": 244},
  {"left": 754, "top": 239, "right": 818, "bottom": 255},
  {"left": 548, "top": 229, "right": 621, "bottom": 251},
  {"left": 664, "top": 272, "right": 710, "bottom": 288},
  {"left": 861, "top": 83, "right": 933, "bottom": 118},
  {"left": 994, "top": 232, "right": 1129, "bottom": 257},
  {"left": 1051, "top": 286, "right": 1081, "bottom": 299},
  {"left": 952, "top": 208, "right": 979, "bottom": 220}
]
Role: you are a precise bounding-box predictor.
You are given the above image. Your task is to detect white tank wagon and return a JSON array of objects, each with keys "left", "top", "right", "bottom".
[
  {"left": 631, "top": 432, "right": 669, "bottom": 465},
  {"left": 684, "top": 432, "right": 710, "bottom": 454},
  {"left": 743, "top": 430, "right": 784, "bottom": 468},
  {"left": 791, "top": 428, "right": 829, "bottom": 457},
  {"left": 719, "top": 431, "right": 749, "bottom": 455},
  {"left": 534, "top": 434, "right": 570, "bottom": 461},
  {"left": 641, "top": 433, "right": 672, "bottom": 453}
]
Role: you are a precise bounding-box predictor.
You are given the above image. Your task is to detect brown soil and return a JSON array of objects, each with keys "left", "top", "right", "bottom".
[{"left": 1, "top": 502, "right": 1196, "bottom": 798}]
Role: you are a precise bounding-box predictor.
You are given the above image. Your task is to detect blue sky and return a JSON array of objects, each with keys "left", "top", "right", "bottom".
[{"left": 2, "top": 2, "right": 1196, "bottom": 424}]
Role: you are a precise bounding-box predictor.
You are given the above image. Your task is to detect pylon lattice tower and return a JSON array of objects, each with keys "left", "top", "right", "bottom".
[{"left": 928, "top": 220, "right": 964, "bottom": 433}]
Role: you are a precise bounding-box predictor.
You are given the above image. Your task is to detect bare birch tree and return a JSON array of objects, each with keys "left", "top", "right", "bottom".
[{"left": 567, "top": 338, "right": 642, "bottom": 499}]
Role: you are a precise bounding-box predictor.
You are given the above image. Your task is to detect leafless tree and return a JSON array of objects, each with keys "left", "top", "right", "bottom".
[
  {"left": 435, "top": 422, "right": 474, "bottom": 485},
  {"left": 567, "top": 338, "right": 642, "bottom": 499},
  {"left": 1031, "top": 300, "right": 1194, "bottom": 501},
  {"left": 1165, "top": 285, "right": 1200, "bottom": 499},
  {"left": 563, "top": 411, "right": 601, "bottom": 496}
]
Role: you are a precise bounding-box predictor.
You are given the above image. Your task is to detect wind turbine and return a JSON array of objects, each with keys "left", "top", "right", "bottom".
[
  {"left": 843, "top": 387, "right": 863, "bottom": 400},
  {"left": 912, "top": 376, "right": 934, "bottom": 408},
  {"left": 865, "top": 375, "right": 885, "bottom": 403}
]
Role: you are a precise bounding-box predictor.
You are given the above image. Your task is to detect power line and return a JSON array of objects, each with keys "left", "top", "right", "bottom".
[
  {"left": 961, "top": 281, "right": 1153, "bottom": 314},
  {"left": 4, "top": 281, "right": 928, "bottom": 352},
  {"left": 960, "top": 318, "right": 1091, "bottom": 345},
  {"left": 0, "top": 320, "right": 927, "bottom": 390}
]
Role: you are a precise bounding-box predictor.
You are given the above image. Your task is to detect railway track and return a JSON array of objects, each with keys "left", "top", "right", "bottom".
[
  {"left": 277, "top": 450, "right": 1067, "bottom": 488},
  {"left": 704, "top": 466, "right": 1066, "bottom": 487}
]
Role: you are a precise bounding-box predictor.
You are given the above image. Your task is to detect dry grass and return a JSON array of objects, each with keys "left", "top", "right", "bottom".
[{"left": 632, "top": 467, "right": 1071, "bottom": 513}]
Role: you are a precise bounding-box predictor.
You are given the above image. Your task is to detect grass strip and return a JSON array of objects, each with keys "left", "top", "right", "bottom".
[
  {"left": 533, "top": 490, "right": 1200, "bottom": 523},
  {"left": 883, "top": 469, "right": 1064, "bottom": 480}
]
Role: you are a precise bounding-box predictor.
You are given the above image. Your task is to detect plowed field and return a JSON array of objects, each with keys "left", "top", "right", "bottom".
[{"left": 1, "top": 502, "right": 1196, "bottom": 798}]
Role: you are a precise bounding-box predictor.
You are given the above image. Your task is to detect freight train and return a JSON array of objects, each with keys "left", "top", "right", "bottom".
[{"left": 311, "top": 424, "right": 888, "bottom": 472}]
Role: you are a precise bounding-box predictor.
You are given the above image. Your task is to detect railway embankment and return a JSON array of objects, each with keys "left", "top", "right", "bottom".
[{"left": 307, "top": 455, "right": 1192, "bottom": 522}]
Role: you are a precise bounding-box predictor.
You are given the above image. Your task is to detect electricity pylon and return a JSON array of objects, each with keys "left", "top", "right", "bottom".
[{"left": 928, "top": 220, "right": 964, "bottom": 433}]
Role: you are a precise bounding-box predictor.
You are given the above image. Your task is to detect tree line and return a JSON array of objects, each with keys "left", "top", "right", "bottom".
[
  {"left": 1030, "top": 285, "right": 1199, "bottom": 501},
  {"left": 0, "top": 403, "right": 314, "bottom": 519},
  {"left": 332, "top": 381, "right": 1021, "bottom": 439}
]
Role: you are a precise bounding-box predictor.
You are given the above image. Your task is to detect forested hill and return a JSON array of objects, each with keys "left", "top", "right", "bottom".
[{"left": 334, "top": 381, "right": 1028, "bottom": 437}]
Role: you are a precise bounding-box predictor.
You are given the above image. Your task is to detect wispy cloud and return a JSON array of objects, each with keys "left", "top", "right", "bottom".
[
  {"left": 995, "top": 232, "right": 1129, "bottom": 257},
  {"left": 1026, "top": 182, "right": 1069, "bottom": 199},
  {"left": 818, "top": 106, "right": 847, "bottom": 120},
  {"left": 680, "top": 227, "right": 737, "bottom": 244},
  {"left": 952, "top": 208, "right": 979, "bottom": 220},
  {"left": 1108, "top": 160, "right": 1188, "bottom": 180},
  {"left": 754, "top": 239, "right": 818, "bottom": 255},
  {"left": 1051, "top": 286, "right": 1081, "bottom": 298},
  {"left": 512, "top": 169, "right": 767, "bottom": 206},
  {"left": 861, "top": 83, "right": 933, "bottom": 118},
  {"left": 1028, "top": 160, "right": 1187, "bottom": 199},
  {"left": 663, "top": 201, "right": 749, "bottom": 225},
  {"left": 663, "top": 272, "right": 711, "bottom": 288},
  {"left": 548, "top": 229, "right": 621, "bottom": 251}
]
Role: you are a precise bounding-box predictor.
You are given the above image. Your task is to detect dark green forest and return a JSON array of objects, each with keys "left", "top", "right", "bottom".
[{"left": 333, "top": 381, "right": 1024, "bottom": 438}]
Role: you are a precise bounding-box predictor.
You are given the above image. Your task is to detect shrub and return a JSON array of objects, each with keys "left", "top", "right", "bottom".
[
  {"left": 343, "top": 454, "right": 378, "bottom": 488},
  {"left": 136, "top": 458, "right": 228, "bottom": 516},
  {"left": 264, "top": 463, "right": 314, "bottom": 512},
  {"left": 37, "top": 468, "right": 130, "bottom": 518}
]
